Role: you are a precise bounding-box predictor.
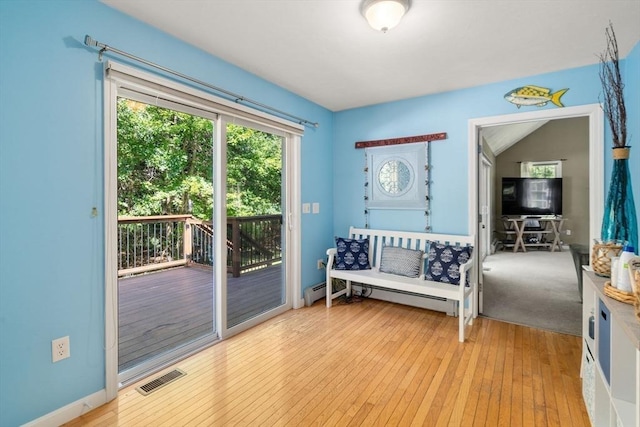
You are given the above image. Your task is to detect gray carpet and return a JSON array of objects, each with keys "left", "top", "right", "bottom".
[{"left": 481, "top": 249, "right": 582, "bottom": 336}]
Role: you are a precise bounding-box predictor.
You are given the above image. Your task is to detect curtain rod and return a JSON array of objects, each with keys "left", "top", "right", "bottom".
[{"left": 84, "top": 35, "right": 319, "bottom": 128}]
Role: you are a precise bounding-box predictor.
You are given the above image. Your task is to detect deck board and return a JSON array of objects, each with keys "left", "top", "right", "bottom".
[{"left": 118, "top": 265, "right": 282, "bottom": 371}]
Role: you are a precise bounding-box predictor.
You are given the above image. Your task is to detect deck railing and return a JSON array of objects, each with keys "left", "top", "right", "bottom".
[
  {"left": 117, "top": 214, "right": 281, "bottom": 277},
  {"left": 227, "top": 215, "right": 282, "bottom": 277}
]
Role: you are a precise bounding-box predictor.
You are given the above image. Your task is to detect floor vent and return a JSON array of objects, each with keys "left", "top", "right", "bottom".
[{"left": 136, "top": 368, "right": 186, "bottom": 396}]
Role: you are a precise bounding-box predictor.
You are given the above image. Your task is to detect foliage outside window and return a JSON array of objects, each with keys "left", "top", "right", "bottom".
[
  {"left": 520, "top": 161, "right": 562, "bottom": 178},
  {"left": 117, "top": 99, "right": 282, "bottom": 220}
]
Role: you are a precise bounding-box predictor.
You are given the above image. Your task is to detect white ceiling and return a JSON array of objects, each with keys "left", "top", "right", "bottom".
[{"left": 101, "top": 0, "right": 640, "bottom": 112}]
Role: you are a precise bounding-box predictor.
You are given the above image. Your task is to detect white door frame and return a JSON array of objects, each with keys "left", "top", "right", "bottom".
[
  {"left": 479, "top": 154, "right": 492, "bottom": 261},
  {"left": 468, "top": 104, "right": 604, "bottom": 314}
]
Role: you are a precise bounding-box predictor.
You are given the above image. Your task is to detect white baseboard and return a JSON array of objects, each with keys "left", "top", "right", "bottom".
[{"left": 22, "top": 389, "right": 107, "bottom": 427}]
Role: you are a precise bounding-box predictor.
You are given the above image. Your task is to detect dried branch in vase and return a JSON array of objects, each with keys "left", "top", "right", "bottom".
[{"left": 598, "top": 22, "right": 627, "bottom": 148}]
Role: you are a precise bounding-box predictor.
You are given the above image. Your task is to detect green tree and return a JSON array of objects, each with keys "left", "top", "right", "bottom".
[
  {"left": 117, "top": 99, "right": 282, "bottom": 219},
  {"left": 226, "top": 124, "right": 282, "bottom": 216},
  {"left": 117, "top": 98, "right": 214, "bottom": 218},
  {"left": 529, "top": 165, "right": 556, "bottom": 178}
]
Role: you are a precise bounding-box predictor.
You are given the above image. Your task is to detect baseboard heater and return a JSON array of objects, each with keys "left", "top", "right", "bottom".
[
  {"left": 304, "top": 281, "right": 451, "bottom": 308},
  {"left": 304, "top": 283, "right": 326, "bottom": 306}
]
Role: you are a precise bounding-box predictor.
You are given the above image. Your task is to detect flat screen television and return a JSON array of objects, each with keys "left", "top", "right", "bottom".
[{"left": 501, "top": 177, "right": 563, "bottom": 216}]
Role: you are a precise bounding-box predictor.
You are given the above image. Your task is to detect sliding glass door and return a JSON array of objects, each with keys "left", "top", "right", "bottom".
[
  {"left": 224, "top": 123, "right": 286, "bottom": 329},
  {"left": 116, "top": 96, "right": 217, "bottom": 384},
  {"left": 105, "top": 64, "right": 300, "bottom": 393}
]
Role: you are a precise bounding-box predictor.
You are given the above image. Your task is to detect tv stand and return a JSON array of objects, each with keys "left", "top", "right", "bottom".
[{"left": 501, "top": 217, "right": 565, "bottom": 252}]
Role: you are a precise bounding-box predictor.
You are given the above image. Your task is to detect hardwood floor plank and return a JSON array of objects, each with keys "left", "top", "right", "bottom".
[
  {"left": 202, "top": 301, "right": 395, "bottom": 425},
  {"left": 459, "top": 318, "right": 495, "bottom": 426},
  {"left": 509, "top": 325, "right": 524, "bottom": 426},
  {"left": 373, "top": 314, "right": 449, "bottom": 426},
  {"left": 408, "top": 327, "right": 464, "bottom": 425},
  {"left": 248, "top": 304, "right": 379, "bottom": 425},
  {"left": 339, "top": 307, "right": 431, "bottom": 426},
  {"left": 64, "top": 299, "right": 588, "bottom": 427},
  {"left": 438, "top": 325, "right": 484, "bottom": 426},
  {"left": 484, "top": 318, "right": 508, "bottom": 426},
  {"left": 498, "top": 323, "right": 516, "bottom": 426},
  {"left": 521, "top": 326, "right": 536, "bottom": 427},
  {"left": 301, "top": 304, "right": 423, "bottom": 426},
  {"left": 394, "top": 320, "right": 453, "bottom": 425},
  {"left": 356, "top": 310, "right": 442, "bottom": 426},
  {"left": 530, "top": 328, "right": 549, "bottom": 427}
]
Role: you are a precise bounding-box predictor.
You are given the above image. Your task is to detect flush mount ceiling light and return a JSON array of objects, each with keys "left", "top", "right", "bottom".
[{"left": 361, "top": 0, "right": 410, "bottom": 33}]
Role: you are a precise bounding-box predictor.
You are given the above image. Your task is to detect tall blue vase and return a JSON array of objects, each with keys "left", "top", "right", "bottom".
[{"left": 601, "top": 147, "right": 638, "bottom": 253}]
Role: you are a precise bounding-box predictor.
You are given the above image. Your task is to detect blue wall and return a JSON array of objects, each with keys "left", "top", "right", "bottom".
[
  {"left": 332, "top": 48, "right": 639, "bottom": 239},
  {"left": 0, "top": 0, "right": 638, "bottom": 424},
  {"left": 624, "top": 42, "right": 640, "bottom": 237},
  {"left": 0, "top": 1, "right": 333, "bottom": 425}
]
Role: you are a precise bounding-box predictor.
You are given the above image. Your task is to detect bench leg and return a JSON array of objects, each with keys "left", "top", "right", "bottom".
[
  {"left": 326, "top": 278, "right": 350, "bottom": 307},
  {"left": 459, "top": 302, "right": 465, "bottom": 342}
]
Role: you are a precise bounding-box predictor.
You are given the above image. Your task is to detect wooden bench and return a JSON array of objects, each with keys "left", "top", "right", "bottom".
[{"left": 326, "top": 227, "right": 476, "bottom": 342}]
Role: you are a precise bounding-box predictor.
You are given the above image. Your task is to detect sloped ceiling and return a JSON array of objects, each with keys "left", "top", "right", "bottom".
[{"left": 482, "top": 121, "right": 549, "bottom": 156}]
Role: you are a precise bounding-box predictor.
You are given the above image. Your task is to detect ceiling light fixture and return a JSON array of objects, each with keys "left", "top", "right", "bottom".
[{"left": 361, "top": 0, "right": 410, "bottom": 33}]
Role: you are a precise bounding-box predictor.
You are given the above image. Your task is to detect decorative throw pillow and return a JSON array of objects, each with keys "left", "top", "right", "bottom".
[
  {"left": 334, "top": 237, "right": 371, "bottom": 270},
  {"left": 379, "top": 245, "right": 424, "bottom": 278},
  {"left": 425, "top": 242, "right": 473, "bottom": 286}
]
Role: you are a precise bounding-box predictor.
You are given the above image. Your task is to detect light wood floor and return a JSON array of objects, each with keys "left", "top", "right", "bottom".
[{"left": 66, "top": 298, "right": 589, "bottom": 426}]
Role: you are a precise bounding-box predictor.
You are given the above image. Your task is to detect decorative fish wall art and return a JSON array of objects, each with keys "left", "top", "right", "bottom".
[{"left": 504, "top": 85, "right": 569, "bottom": 108}]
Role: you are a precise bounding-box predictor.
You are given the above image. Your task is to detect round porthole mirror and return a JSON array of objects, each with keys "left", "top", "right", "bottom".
[{"left": 377, "top": 159, "right": 413, "bottom": 196}]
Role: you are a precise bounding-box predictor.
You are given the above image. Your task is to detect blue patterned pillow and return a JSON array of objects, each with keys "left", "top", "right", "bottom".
[
  {"left": 425, "top": 242, "right": 473, "bottom": 286},
  {"left": 334, "top": 237, "right": 371, "bottom": 270},
  {"left": 379, "top": 246, "right": 424, "bottom": 278}
]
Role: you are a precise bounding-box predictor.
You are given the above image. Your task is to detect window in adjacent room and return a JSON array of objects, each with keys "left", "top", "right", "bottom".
[{"left": 520, "top": 160, "right": 562, "bottom": 178}]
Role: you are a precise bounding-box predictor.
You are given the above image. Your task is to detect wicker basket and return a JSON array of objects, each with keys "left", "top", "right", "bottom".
[
  {"left": 592, "top": 242, "right": 623, "bottom": 277},
  {"left": 631, "top": 260, "right": 640, "bottom": 321},
  {"left": 604, "top": 281, "right": 635, "bottom": 304}
]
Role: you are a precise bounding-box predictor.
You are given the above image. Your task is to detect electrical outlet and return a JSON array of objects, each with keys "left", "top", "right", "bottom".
[
  {"left": 317, "top": 259, "right": 324, "bottom": 270},
  {"left": 52, "top": 336, "right": 70, "bottom": 362},
  {"left": 566, "top": 229, "right": 572, "bottom": 236}
]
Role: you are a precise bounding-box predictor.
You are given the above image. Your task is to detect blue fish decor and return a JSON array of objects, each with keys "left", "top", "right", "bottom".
[{"left": 504, "top": 85, "right": 569, "bottom": 108}]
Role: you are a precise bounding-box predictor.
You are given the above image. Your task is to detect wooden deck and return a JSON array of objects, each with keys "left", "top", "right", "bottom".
[{"left": 118, "top": 264, "right": 283, "bottom": 371}]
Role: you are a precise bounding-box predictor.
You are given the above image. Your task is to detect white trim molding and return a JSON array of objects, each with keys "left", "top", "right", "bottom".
[{"left": 22, "top": 390, "right": 106, "bottom": 427}]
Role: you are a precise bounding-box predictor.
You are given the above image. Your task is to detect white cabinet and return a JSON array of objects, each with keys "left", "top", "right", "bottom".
[{"left": 582, "top": 271, "right": 640, "bottom": 427}]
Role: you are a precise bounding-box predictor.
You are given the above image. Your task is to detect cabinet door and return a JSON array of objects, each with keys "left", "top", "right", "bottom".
[
  {"left": 598, "top": 299, "right": 612, "bottom": 385},
  {"left": 583, "top": 346, "right": 596, "bottom": 423}
]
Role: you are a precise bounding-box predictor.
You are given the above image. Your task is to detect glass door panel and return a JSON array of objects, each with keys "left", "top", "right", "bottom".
[
  {"left": 225, "top": 123, "right": 286, "bottom": 329},
  {"left": 116, "top": 97, "right": 217, "bottom": 382}
]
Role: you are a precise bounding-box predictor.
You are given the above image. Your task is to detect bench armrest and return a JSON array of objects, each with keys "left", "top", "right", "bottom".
[
  {"left": 458, "top": 257, "right": 475, "bottom": 291},
  {"left": 460, "top": 257, "right": 474, "bottom": 273},
  {"left": 326, "top": 248, "right": 336, "bottom": 271}
]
